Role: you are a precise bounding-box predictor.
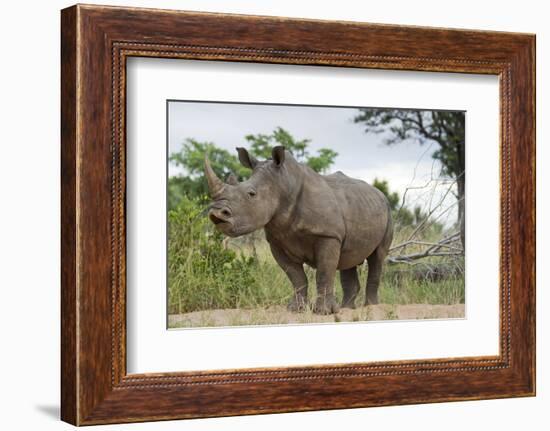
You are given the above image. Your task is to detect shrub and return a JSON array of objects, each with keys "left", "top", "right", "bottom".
[{"left": 167, "top": 196, "right": 257, "bottom": 314}]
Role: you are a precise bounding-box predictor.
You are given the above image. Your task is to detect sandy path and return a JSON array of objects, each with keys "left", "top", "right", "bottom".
[{"left": 168, "top": 303, "right": 465, "bottom": 328}]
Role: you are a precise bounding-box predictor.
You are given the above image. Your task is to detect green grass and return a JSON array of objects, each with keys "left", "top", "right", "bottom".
[{"left": 168, "top": 236, "right": 464, "bottom": 315}]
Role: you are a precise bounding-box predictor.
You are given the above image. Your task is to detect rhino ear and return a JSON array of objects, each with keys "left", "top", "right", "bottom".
[
  {"left": 236, "top": 147, "right": 258, "bottom": 170},
  {"left": 226, "top": 173, "right": 239, "bottom": 185},
  {"left": 272, "top": 146, "right": 285, "bottom": 167}
]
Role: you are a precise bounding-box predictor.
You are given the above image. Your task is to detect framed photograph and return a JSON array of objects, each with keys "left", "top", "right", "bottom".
[{"left": 61, "top": 4, "right": 535, "bottom": 425}]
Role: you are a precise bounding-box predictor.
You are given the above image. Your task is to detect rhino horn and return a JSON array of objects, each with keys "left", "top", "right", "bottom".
[{"left": 204, "top": 155, "right": 225, "bottom": 197}]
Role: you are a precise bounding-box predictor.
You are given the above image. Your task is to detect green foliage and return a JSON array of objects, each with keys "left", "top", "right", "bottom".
[
  {"left": 306, "top": 148, "right": 339, "bottom": 174},
  {"left": 168, "top": 127, "right": 338, "bottom": 208},
  {"left": 378, "top": 265, "right": 465, "bottom": 305},
  {"left": 168, "top": 196, "right": 291, "bottom": 314},
  {"left": 167, "top": 176, "right": 200, "bottom": 211}
]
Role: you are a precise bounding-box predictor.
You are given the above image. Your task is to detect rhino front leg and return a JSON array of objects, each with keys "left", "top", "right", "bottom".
[
  {"left": 268, "top": 242, "right": 308, "bottom": 312},
  {"left": 313, "top": 238, "right": 341, "bottom": 315}
]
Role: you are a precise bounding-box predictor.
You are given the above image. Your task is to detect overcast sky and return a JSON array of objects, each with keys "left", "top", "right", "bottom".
[{"left": 168, "top": 101, "right": 459, "bottom": 227}]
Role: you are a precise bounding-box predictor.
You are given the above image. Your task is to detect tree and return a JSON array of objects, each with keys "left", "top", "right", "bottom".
[
  {"left": 168, "top": 128, "right": 338, "bottom": 208},
  {"left": 306, "top": 148, "right": 339, "bottom": 174},
  {"left": 245, "top": 127, "right": 309, "bottom": 161},
  {"left": 245, "top": 127, "right": 338, "bottom": 174},
  {"left": 354, "top": 109, "right": 465, "bottom": 247}
]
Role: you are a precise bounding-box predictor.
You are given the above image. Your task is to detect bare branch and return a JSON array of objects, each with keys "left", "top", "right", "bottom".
[
  {"left": 387, "top": 231, "right": 463, "bottom": 265},
  {"left": 389, "top": 239, "right": 462, "bottom": 253},
  {"left": 405, "top": 178, "right": 458, "bottom": 242},
  {"left": 387, "top": 250, "right": 463, "bottom": 264}
]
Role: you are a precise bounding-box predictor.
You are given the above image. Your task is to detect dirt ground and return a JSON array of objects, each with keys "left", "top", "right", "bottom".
[{"left": 168, "top": 303, "right": 465, "bottom": 328}]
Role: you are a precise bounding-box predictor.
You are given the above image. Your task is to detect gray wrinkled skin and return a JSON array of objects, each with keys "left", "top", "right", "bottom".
[{"left": 205, "top": 146, "right": 393, "bottom": 314}]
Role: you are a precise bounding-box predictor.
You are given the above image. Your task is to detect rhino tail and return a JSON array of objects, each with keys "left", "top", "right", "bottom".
[{"left": 381, "top": 199, "right": 394, "bottom": 252}]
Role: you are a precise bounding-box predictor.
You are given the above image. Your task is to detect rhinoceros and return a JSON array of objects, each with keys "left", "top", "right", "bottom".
[{"left": 205, "top": 146, "right": 393, "bottom": 314}]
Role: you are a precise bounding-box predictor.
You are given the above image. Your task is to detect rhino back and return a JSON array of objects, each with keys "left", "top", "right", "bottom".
[{"left": 264, "top": 165, "right": 391, "bottom": 270}]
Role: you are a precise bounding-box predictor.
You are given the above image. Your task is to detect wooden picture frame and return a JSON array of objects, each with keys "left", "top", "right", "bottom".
[{"left": 61, "top": 4, "right": 535, "bottom": 425}]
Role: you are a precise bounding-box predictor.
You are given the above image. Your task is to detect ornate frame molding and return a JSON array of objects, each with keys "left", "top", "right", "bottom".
[{"left": 61, "top": 5, "right": 534, "bottom": 425}]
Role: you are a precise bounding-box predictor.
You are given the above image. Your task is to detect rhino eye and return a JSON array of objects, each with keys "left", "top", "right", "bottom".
[{"left": 247, "top": 190, "right": 256, "bottom": 198}]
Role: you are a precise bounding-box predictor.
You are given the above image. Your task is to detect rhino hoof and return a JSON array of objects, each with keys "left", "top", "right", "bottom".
[
  {"left": 341, "top": 299, "right": 357, "bottom": 309},
  {"left": 287, "top": 297, "right": 308, "bottom": 313},
  {"left": 313, "top": 296, "right": 340, "bottom": 315},
  {"left": 365, "top": 295, "right": 379, "bottom": 306}
]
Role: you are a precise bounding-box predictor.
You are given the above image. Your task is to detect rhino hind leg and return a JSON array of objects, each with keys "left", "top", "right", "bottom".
[
  {"left": 366, "top": 211, "right": 394, "bottom": 305},
  {"left": 365, "top": 237, "right": 392, "bottom": 305},
  {"left": 365, "top": 251, "right": 383, "bottom": 305},
  {"left": 340, "top": 267, "right": 360, "bottom": 309}
]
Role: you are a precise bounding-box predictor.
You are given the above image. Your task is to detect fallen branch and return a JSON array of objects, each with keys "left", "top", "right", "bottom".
[
  {"left": 387, "top": 231, "right": 463, "bottom": 264},
  {"left": 389, "top": 238, "right": 461, "bottom": 253},
  {"left": 388, "top": 250, "right": 463, "bottom": 264}
]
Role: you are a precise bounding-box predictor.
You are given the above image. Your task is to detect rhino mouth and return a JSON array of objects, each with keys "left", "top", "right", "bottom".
[
  {"left": 209, "top": 213, "right": 227, "bottom": 225},
  {"left": 209, "top": 214, "right": 238, "bottom": 237}
]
